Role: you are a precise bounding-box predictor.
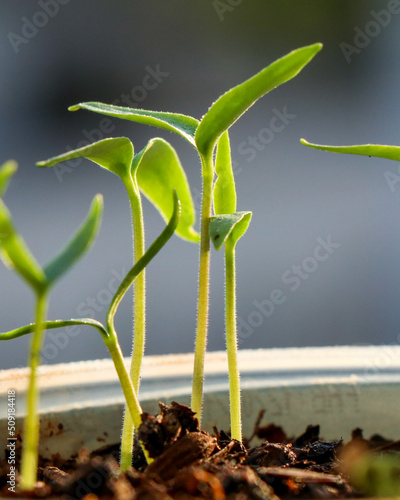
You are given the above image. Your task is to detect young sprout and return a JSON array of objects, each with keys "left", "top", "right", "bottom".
[
  {"left": 0, "top": 161, "right": 103, "bottom": 490},
  {"left": 37, "top": 137, "right": 196, "bottom": 469},
  {"left": 62, "top": 43, "right": 322, "bottom": 426},
  {"left": 208, "top": 131, "right": 252, "bottom": 441},
  {"left": 1, "top": 190, "right": 181, "bottom": 470}
]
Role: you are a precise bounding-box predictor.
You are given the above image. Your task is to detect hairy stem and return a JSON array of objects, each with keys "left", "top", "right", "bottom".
[
  {"left": 225, "top": 241, "right": 241, "bottom": 441},
  {"left": 191, "top": 154, "right": 213, "bottom": 425},
  {"left": 20, "top": 289, "right": 48, "bottom": 490},
  {"left": 106, "top": 337, "right": 143, "bottom": 431},
  {"left": 105, "top": 334, "right": 152, "bottom": 465},
  {"left": 120, "top": 176, "right": 146, "bottom": 471}
]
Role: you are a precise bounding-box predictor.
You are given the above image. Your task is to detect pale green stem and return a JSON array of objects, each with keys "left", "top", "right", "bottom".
[
  {"left": 225, "top": 241, "right": 241, "bottom": 441},
  {"left": 191, "top": 154, "right": 213, "bottom": 425},
  {"left": 120, "top": 176, "right": 146, "bottom": 471},
  {"left": 105, "top": 332, "right": 152, "bottom": 464},
  {"left": 105, "top": 336, "right": 143, "bottom": 431},
  {"left": 20, "top": 289, "right": 48, "bottom": 491}
]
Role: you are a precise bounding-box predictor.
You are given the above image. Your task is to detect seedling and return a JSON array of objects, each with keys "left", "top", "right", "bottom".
[
  {"left": 66, "top": 43, "right": 323, "bottom": 429},
  {"left": 207, "top": 131, "right": 252, "bottom": 441},
  {"left": 0, "top": 161, "right": 103, "bottom": 490},
  {"left": 1, "top": 171, "right": 181, "bottom": 475},
  {"left": 37, "top": 136, "right": 197, "bottom": 469}
]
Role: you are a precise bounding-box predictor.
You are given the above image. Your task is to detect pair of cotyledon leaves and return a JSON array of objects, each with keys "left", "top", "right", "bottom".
[
  {"left": 38, "top": 137, "right": 198, "bottom": 244},
  {"left": 39, "top": 43, "right": 323, "bottom": 251},
  {"left": 0, "top": 161, "right": 103, "bottom": 294}
]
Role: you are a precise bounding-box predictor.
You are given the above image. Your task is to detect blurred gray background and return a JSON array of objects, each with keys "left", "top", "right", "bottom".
[{"left": 1, "top": 1, "right": 400, "bottom": 370}]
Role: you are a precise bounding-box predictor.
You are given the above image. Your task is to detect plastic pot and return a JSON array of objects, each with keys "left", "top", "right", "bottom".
[{"left": 1, "top": 345, "right": 400, "bottom": 460}]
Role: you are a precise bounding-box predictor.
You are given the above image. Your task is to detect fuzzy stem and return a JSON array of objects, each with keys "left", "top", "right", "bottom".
[
  {"left": 191, "top": 153, "right": 213, "bottom": 426},
  {"left": 225, "top": 241, "right": 241, "bottom": 441},
  {"left": 120, "top": 176, "right": 146, "bottom": 471},
  {"left": 106, "top": 337, "right": 143, "bottom": 431},
  {"left": 105, "top": 334, "right": 152, "bottom": 466},
  {"left": 20, "top": 289, "right": 48, "bottom": 491}
]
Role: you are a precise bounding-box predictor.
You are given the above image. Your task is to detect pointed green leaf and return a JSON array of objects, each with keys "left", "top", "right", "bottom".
[
  {"left": 0, "top": 160, "right": 18, "bottom": 198},
  {"left": 132, "top": 138, "right": 199, "bottom": 243},
  {"left": 69, "top": 102, "right": 199, "bottom": 147},
  {"left": 37, "top": 138, "right": 134, "bottom": 179},
  {"left": 0, "top": 200, "right": 46, "bottom": 291},
  {"left": 213, "top": 131, "right": 236, "bottom": 215},
  {"left": 300, "top": 139, "right": 400, "bottom": 162},
  {"left": 209, "top": 211, "right": 252, "bottom": 251},
  {"left": 44, "top": 194, "right": 103, "bottom": 285},
  {"left": 0, "top": 318, "right": 108, "bottom": 341},
  {"left": 195, "top": 43, "right": 322, "bottom": 157}
]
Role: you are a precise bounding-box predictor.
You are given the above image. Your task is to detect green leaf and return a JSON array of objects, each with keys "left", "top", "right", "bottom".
[
  {"left": 300, "top": 139, "right": 400, "bottom": 162},
  {"left": 44, "top": 194, "right": 103, "bottom": 285},
  {"left": 0, "top": 318, "right": 108, "bottom": 341},
  {"left": 195, "top": 43, "right": 323, "bottom": 157},
  {"left": 69, "top": 102, "right": 199, "bottom": 148},
  {"left": 213, "top": 131, "right": 236, "bottom": 215},
  {"left": 37, "top": 138, "right": 134, "bottom": 179},
  {"left": 0, "top": 160, "right": 18, "bottom": 198},
  {"left": 133, "top": 138, "right": 199, "bottom": 243},
  {"left": 209, "top": 211, "right": 252, "bottom": 251},
  {"left": 0, "top": 200, "right": 46, "bottom": 291}
]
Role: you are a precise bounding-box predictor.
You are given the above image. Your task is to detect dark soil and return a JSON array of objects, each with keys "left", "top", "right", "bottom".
[{"left": 1, "top": 402, "right": 398, "bottom": 499}]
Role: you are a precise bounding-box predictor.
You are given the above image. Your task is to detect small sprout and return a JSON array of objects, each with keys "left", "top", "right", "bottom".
[
  {"left": 0, "top": 161, "right": 103, "bottom": 490},
  {"left": 210, "top": 212, "right": 252, "bottom": 442},
  {"left": 1, "top": 190, "right": 181, "bottom": 472},
  {"left": 38, "top": 136, "right": 197, "bottom": 469}
]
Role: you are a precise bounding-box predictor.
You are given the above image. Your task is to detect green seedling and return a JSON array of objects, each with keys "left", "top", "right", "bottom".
[
  {"left": 0, "top": 161, "right": 103, "bottom": 490},
  {"left": 37, "top": 137, "right": 197, "bottom": 469},
  {"left": 208, "top": 130, "right": 252, "bottom": 441},
  {"left": 67, "top": 43, "right": 322, "bottom": 428},
  {"left": 1, "top": 189, "right": 181, "bottom": 473}
]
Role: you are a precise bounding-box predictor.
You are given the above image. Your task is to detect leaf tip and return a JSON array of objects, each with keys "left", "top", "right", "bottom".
[
  {"left": 3, "top": 160, "right": 18, "bottom": 174},
  {"left": 93, "top": 193, "right": 104, "bottom": 211},
  {"left": 68, "top": 104, "right": 81, "bottom": 112}
]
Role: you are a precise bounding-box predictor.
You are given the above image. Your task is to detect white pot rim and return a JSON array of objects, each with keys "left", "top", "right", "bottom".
[{"left": 1, "top": 345, "right": 399, "bottom": 458}]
